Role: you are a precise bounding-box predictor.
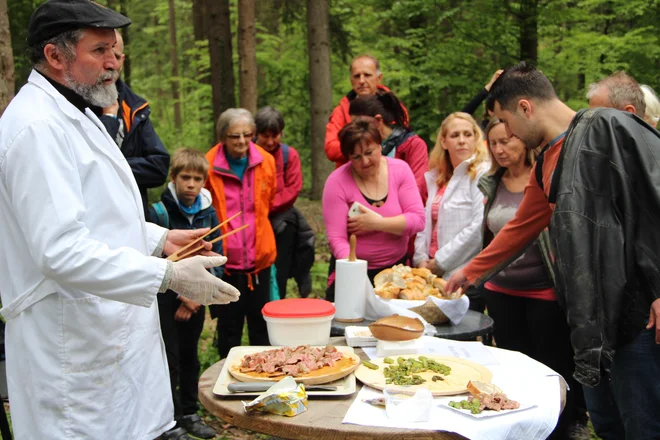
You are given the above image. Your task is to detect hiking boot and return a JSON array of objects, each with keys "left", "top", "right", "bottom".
[
  {"left": 180, "top": 414, "right": 217, "bottom": 439},
  {"left": 160, "top": 427, "right": 193, "bottom": 440}
]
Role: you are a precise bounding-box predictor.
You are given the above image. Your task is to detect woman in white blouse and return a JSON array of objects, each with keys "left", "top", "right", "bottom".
[{"left": 413, "top": 112, "right": 490, "bottom": 311}]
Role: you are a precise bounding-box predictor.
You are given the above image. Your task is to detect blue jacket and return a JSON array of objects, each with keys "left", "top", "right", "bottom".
[
  {"left": 149, "top": 184, "right": 223, "bottom": 279},
  {"left": 101, "top": 79, "right": 170, "bottom": 219}
]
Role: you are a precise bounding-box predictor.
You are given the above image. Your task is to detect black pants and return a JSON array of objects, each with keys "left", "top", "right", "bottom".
[
  {"left": 211, "top": 268, "right": 271, "bottom": 359},
  {"left": 274, "top": 222, "right": 312, "bottom": 299},
  {"left": 465, "top": 285, "right": 486, "bottom": 313},
  {"left": 485, "top": 288, "right": 588, "bottom": 437},
  {"left": 157, "top": 291, "right": 205, "bottom": 418}
]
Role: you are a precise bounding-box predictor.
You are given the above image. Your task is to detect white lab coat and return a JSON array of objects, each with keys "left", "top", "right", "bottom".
[
  {"left": 413, "top": 156, "right": 489, "bottom": 279},
  {"left": 0, "top": 71, "right": 175, "bottom": 439}
]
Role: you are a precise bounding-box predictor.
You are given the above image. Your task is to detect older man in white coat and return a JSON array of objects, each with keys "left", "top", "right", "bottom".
[{"left": 0, "top": 1, "right": 240, "bottom": 439}]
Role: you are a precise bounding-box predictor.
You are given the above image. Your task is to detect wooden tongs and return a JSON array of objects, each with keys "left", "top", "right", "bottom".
[{"left": 166, "top": 211, "right": 248, "bottom": 262}]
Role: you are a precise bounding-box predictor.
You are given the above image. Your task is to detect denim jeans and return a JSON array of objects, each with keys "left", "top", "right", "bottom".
[{"left": 583, "top": 328, "right": 660, "bottom": 440}]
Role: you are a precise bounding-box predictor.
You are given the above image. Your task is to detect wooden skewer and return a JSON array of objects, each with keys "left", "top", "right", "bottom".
[
  {"left": 167, "top": 211, "right": 242, "bottom": 261},
  {"left": 168, "top": 224, "right": 250, "bottom": 262}
]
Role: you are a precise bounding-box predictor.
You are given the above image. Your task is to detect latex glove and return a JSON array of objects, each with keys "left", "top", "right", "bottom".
[{"left": 169, "top": 255, "right": 240, "bottom": 305}]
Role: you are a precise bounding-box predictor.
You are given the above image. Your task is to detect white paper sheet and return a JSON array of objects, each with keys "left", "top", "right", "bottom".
[
  {"left": 363, "top": 336, "right": 499, "bottom": 366},
  {"left": 344, "top": 345, "right": 562, "bottom": 440}
]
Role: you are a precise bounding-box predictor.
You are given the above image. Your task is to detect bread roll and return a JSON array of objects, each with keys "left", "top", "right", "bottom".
[
  {"left": 398, "top": 288, "right": 426, "bottom": 301},
  {"left": 391, "top": 272, "right": 407, "bottom": 289},
  {"left": 424, "top": 287, "right": 440, "bottom": 297},
  {"left": 405, "top": 278, "right": 425, "bottom": 291},
  {"left": 467, "top": 380, "right": 503, "bottom": 398},
  {"left": 374, "top": 281, "right": 400, "bottom": 299},
  {"left": 411, "top": 267, "right": 432, "bottom": 279},
  {"left": 392, "top": 264, "right": 411, "bottom": 275},
  {"left": 373, "top": 268, "right": 394, "bottom": 288}
]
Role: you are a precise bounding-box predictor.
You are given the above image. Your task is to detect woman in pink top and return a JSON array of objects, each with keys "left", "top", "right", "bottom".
[{"left": 322, "top": 117, "right": 425, "bottom": 301}]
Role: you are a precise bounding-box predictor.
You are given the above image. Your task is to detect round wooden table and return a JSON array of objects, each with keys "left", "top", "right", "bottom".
[
  {"left": 199, "top": 359, "right": 468, "bottom": 440},
  {"left": 331, "top": 310, "right": 495, "bottom": 345},
  {"left": 198, "top": 341, "right": 565, "bottom": 440}
]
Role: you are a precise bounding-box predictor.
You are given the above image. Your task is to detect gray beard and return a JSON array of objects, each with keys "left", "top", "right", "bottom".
[{"left": 63, "top": 70, "right": 119, "bottom": 108}]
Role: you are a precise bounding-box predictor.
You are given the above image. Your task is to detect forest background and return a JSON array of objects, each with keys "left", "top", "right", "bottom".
[
  {"left": 3, "top": 0, "right": 660, "bottom": 201},
  {"left": 0, "top": 1, "right": 657, "bottom": 437}
]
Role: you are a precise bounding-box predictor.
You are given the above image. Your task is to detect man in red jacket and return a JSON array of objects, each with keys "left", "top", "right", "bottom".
[{"left": 325, "top": 55, "right": 405, "bottom": 167}]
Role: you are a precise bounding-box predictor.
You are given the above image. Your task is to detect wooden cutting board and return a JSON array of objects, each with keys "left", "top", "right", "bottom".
[
  {"left": 354, "top": 355, "right": 492, "bottom": 396},
  {"left": 228, "top": 346, "right": 361, "bottom": 386}
]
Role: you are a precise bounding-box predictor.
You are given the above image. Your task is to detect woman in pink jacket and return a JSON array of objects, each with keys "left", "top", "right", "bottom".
[{"left": 322, "top": 117, "right": 425, "bottom": 301}]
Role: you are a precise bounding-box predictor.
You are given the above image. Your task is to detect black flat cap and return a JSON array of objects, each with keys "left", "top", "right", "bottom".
[{"left": 28, "top": 0, "right": 131, "bottom": 46}]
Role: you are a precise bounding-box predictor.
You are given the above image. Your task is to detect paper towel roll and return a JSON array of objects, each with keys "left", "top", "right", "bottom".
[{"left": 334, "top": 258, "right": 368, "bottom": 322}]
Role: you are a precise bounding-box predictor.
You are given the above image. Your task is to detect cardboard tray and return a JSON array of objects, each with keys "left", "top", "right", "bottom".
[{"left": 213, "top": 345, "right": 358, "bottom": 397}]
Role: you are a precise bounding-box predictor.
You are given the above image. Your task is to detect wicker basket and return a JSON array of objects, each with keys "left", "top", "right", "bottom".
[{"left": 409, "top": 300, "right": 449, "bottom": 325}]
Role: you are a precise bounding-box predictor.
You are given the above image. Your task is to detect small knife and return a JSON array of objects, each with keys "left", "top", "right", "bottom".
[{"left": 227, "top": 382, "right": 338, "bottom": 393}]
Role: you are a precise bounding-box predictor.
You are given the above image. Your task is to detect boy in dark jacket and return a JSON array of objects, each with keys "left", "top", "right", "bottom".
[{"left": 149, "top": 148, "right": 220, "bottom": 440}]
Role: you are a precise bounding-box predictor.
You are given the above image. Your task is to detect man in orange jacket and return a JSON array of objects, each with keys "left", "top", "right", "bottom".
[{"left": 324, "top": 55, "right": 407, "bottom": 167}]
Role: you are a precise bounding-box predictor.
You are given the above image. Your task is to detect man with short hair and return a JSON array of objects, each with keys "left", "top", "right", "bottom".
[
  {"left": 447, "top": 62, "right": 660, "bottom": 440},
  {"left": 101, "top": 31, "right": 170, "bottom": 220},
  {"left": 0, "top": 1, "right": 239, "bottom": 438},
  {"left": 586, "top": 71, "right": 647, "bottom": 117},
  {"left": 324, "top": 55, "right": 407, "bottom": 167}
]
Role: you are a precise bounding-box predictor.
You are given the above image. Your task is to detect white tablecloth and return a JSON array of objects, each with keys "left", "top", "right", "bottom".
[{"left": 343, "top": 339, "right": 564, "bottom": 440}]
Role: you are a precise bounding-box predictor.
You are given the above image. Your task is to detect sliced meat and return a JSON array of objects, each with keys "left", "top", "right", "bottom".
[{"left": 238, "top": 345, "right": 342, "bottom": 377}]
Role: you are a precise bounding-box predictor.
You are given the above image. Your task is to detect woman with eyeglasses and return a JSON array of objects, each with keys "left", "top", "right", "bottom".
[{"left": 205, "top": 108, "right": 277, "bottom": 358}]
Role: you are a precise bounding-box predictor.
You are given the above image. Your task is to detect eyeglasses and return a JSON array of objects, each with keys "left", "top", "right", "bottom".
[{"left": 226, "top": 132, "right": 254, "bottom": 140}]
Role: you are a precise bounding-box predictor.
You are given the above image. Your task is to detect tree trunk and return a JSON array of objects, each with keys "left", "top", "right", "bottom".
[
  {"left": 168, "top": 0, "right": 182, "bottom": 130},
  {"left": 207, "top": 0, "right": 236, "bottom": 130},
  {"left": 255, "top": 0, "right": 283, "bottom": 35},
  {"left": 519, "top": 0, "right": 538, "bottom": 64},
  {"left": 237, "top": 0, "right": 257, "bottom": 113},
  {"left": 192, "top": 0, "right": 208, "bottom": 41},
  {"left": 0, "top": 0, "right": 14, "bottom": 117},
  {"left": 120, "top": 0, "right": 131, "bottom": 87},
  {"left": 306, "top": 0, "right": 333, "bottom": 200},
  {"left": 192, "top": 0, "right": 210, "bottom": 86}
]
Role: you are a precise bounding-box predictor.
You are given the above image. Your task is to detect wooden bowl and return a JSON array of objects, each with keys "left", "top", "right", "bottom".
[{"left": 368, "top": 315, "right": 424, "bottom": 341}]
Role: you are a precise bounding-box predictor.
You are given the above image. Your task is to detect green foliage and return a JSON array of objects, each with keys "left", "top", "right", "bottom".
[{"left": 7, "top": 0, "right": 660, "bottom": 185}]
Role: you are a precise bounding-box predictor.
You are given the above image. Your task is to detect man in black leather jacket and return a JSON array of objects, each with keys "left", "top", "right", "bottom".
[
  {"left": 448, "top": 62, "right": 660, "bottom": 440},
  {"left": 576, "top": 71, "right": 652, "bottom": 440},
  {"left": 100, "top": 31, "right": 170, "bottom": 219}
]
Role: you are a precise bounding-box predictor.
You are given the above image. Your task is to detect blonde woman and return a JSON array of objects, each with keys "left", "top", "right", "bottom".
[{"left": 413, "top": 112, "right": 489, "bottom": 311}]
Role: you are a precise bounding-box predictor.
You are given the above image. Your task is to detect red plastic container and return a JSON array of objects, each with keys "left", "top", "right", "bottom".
[{"left": 262, "top": 299, "right": 336, "bottom": 346}]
